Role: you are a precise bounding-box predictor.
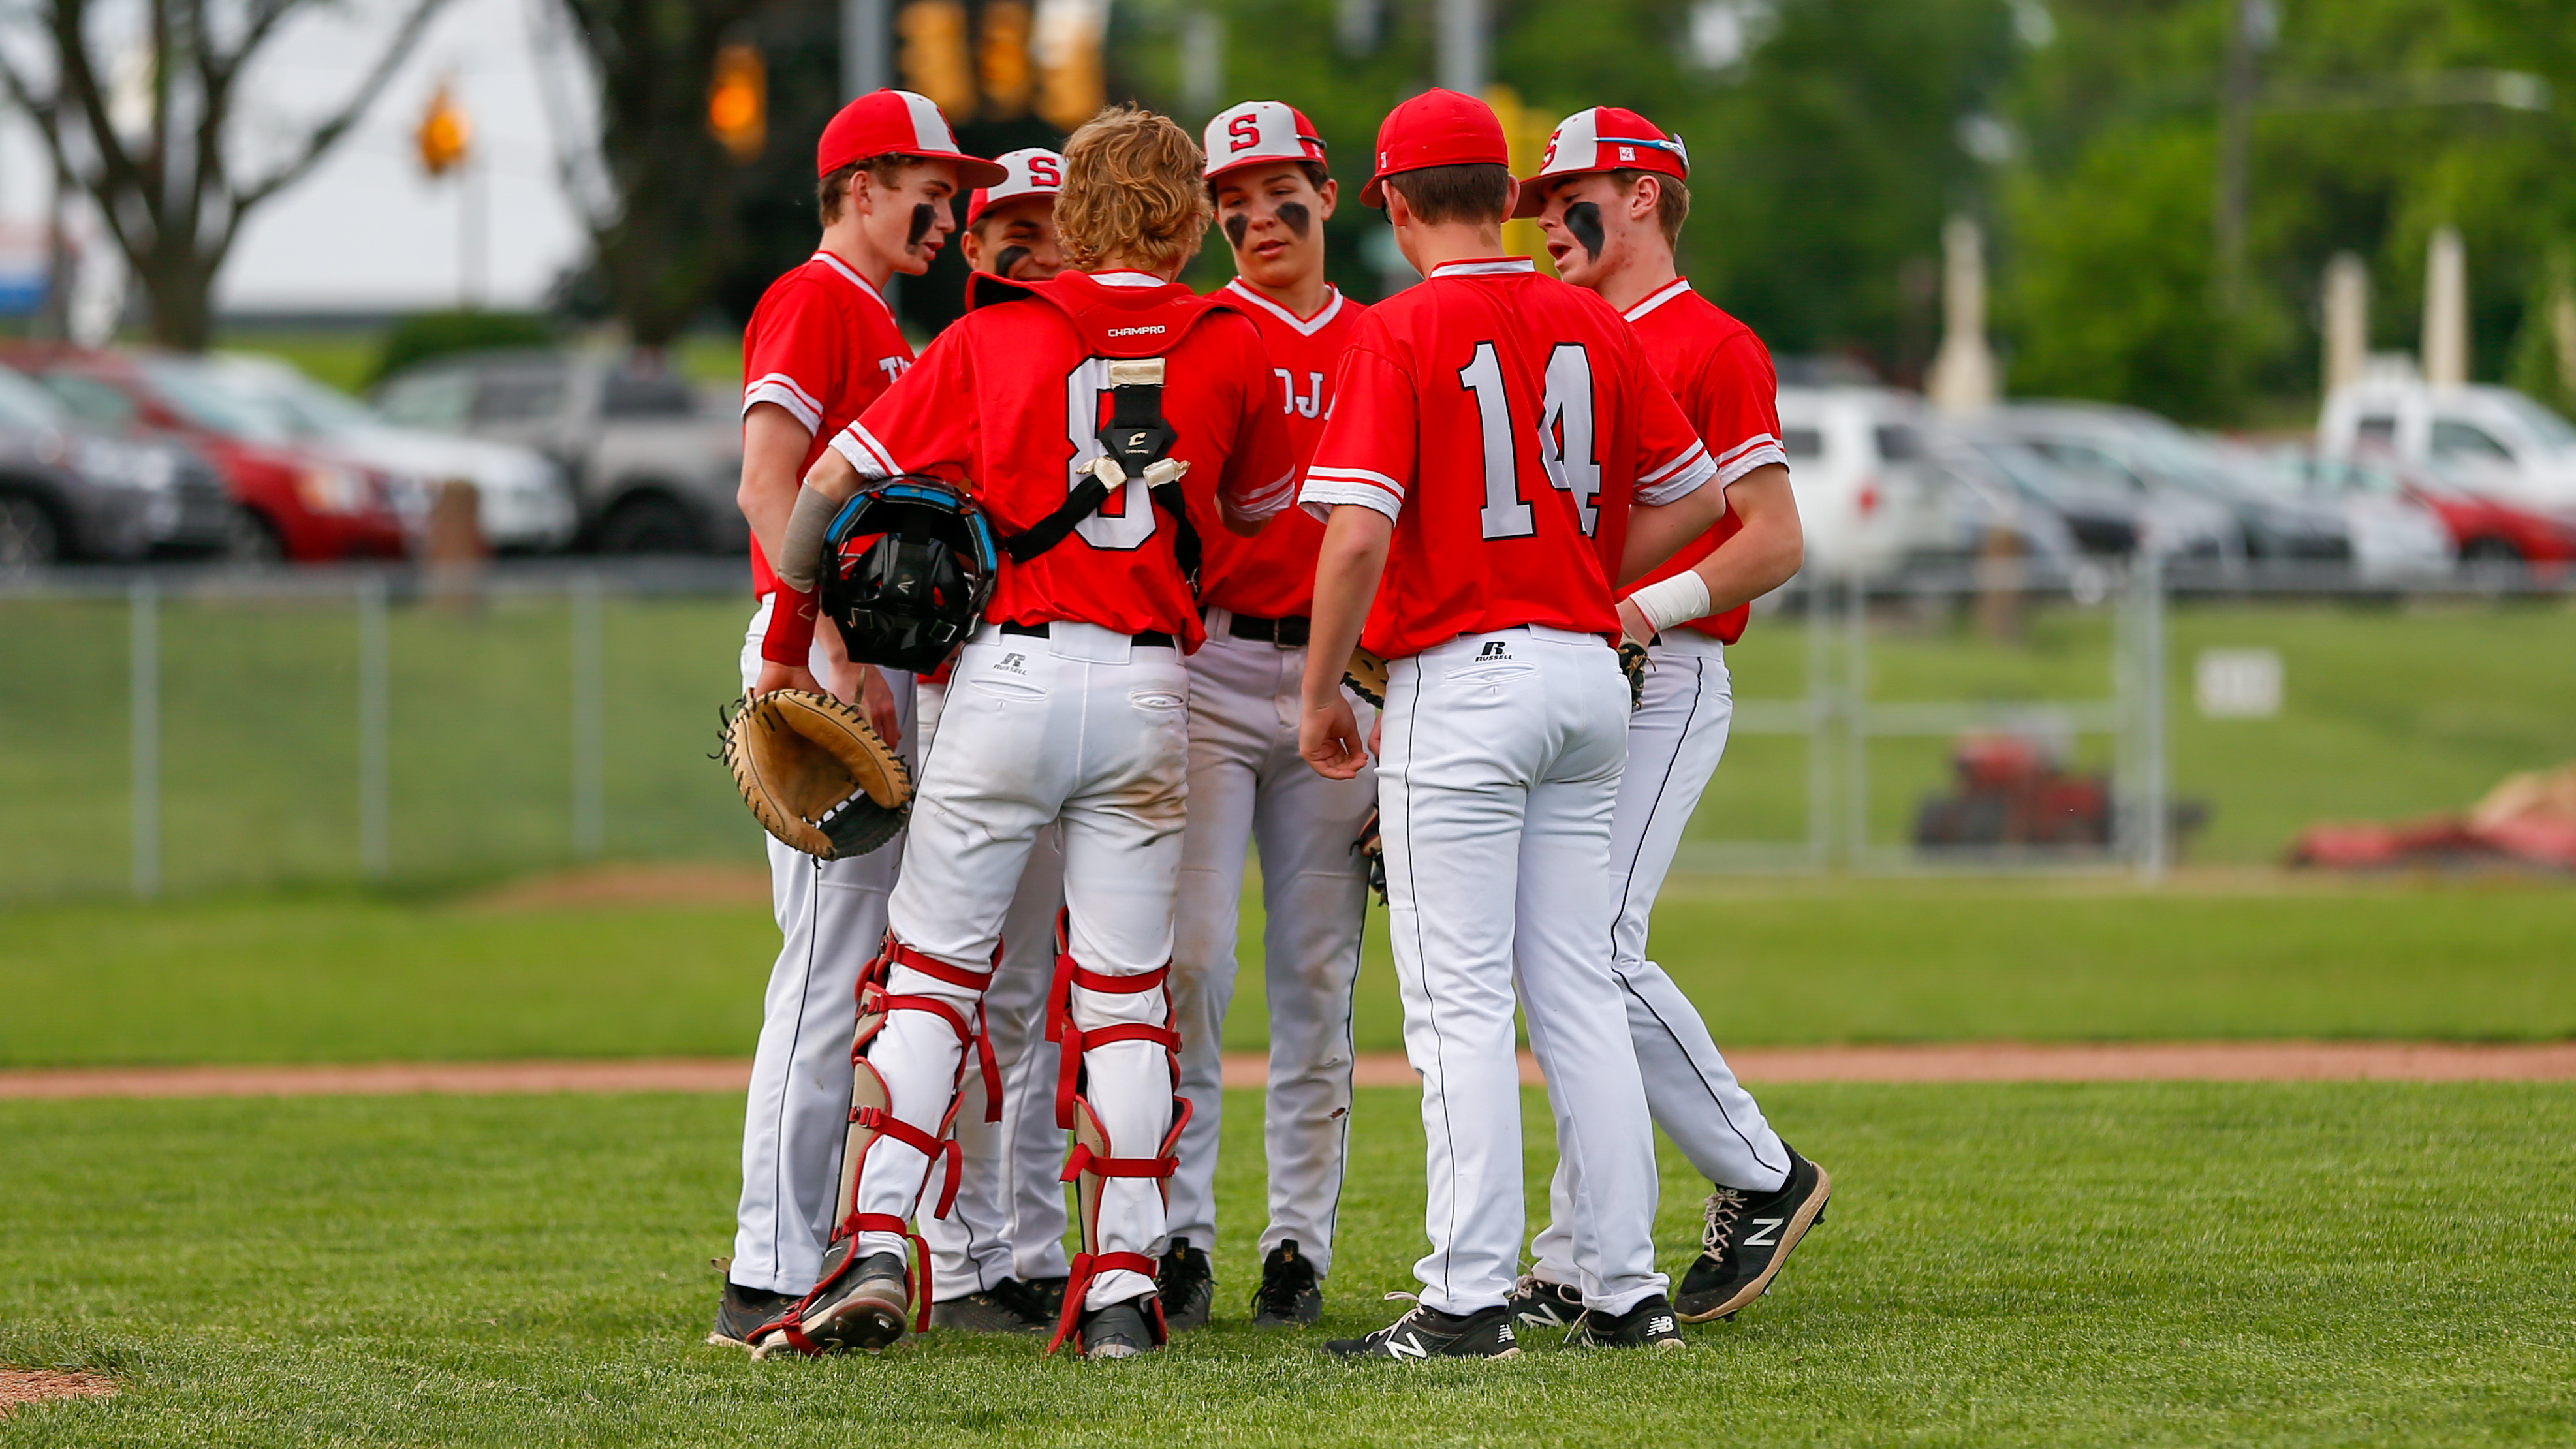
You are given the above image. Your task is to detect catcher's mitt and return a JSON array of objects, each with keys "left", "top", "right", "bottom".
[
  {"left": 1343, "top": 647, "right": 1389, "bottom": 708},
  {"left": 719, "top": 689, "right": 912, "bottom": 860},
  {"left": 1618, "top": 640, "right": 1650, "bottom": 711}
]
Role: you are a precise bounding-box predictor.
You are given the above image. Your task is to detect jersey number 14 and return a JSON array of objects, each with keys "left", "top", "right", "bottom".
[{"left": 1460, "top": 340, "right": 1601, "bottom": 540}]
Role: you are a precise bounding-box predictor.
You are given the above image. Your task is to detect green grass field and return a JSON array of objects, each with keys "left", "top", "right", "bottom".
[
  {"left": 5, "top": 876, "right": 2573, "bottom": 1068},
  {"left": 6, "top": 592, "right": 2569, "bottom": 899},
  {"left": 3, "top": 1083, "right": 2568, "bottom": 1446}
]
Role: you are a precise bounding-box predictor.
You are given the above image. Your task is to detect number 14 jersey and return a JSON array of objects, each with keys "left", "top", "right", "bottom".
[{"left": 1298, "top": 258, "right": 1717, "bottom": 661}]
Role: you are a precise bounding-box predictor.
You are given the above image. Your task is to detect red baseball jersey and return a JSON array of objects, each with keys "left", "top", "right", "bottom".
[
  {"left": 1188, "top": 279, "right": 1366, "bottom": 620},
  {"left": 740, "top": 251, "right": 915, "bottom": 597},
  {"left": 832, "top": 270, "right": 1297, "bottom": 651},
  {"left": 1617, "top": 279, "right": 1788, "bottom": 643},
  {"left": 1299, "top": 258, "right": 1716, "bottom": 661}
]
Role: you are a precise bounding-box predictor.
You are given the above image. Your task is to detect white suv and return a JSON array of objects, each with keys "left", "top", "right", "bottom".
[{"left": 2319, "top": 378, "right": 2576, "bottom": 511}]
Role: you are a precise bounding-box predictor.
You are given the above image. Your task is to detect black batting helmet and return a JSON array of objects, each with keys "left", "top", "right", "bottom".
[{"left": 816, "top": 475, "right": 999, "bottom": 674}]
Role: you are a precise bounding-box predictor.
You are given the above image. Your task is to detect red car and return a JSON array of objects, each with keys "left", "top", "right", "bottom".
[
  {"left": 5, "top": 346, "right": 408, "bottom": 561},
  {"left": 2295, "top": 450, "right": 2576, "bottom": 568}
]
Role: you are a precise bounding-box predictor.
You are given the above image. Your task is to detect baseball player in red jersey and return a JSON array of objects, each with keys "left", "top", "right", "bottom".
[
  {"left": 1509, "top": 106, "right": 1831, "bottom": 1330},
  {"left": 711, "top": 89, "right": 1005, "bottom": 1351},
  {"left": 1295, "top": 89, "right": 1727, "bottom": 1359},
  {"left": 911, "top": 146, "right": 1079, "bottom": 1335},
  {"left": 1151, "top": 99, "right": 1376, "bottom": 1331},
  {"left": 751, "top": 107, "right": 1296, "bottom": 1362}
]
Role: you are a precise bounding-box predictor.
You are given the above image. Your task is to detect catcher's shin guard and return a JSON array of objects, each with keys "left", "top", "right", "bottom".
[
  {"left": 750, "top": 939, "right": 999, "bottom": 1357},
  {"left": 1041, "top": 922, "right": 1191, "bottom": 1356}
]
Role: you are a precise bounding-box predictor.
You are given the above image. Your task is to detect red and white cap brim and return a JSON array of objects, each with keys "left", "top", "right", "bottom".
[
  {"left": 1204, "top": 101, "right": 1328, "bottom": 181},
  {"left": 817, "top": 89, "right": 1009, "bottom": 188},
  {"left": 1510, "top": 106, "right": 1688, "bottom": 217},
  {"left": 966, "top": 147, "right": 1065, "bottom": 225}
]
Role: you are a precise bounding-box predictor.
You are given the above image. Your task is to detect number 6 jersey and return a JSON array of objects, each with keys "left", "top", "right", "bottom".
[
  {"left": 829, "top": 268, "right": 1298, "bottom": 651},
  {"left": 1297, "top": 257, "right": 1716, "bottom": 661}
]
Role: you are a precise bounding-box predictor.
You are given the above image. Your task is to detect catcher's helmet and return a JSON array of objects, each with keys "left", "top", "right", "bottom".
[{"left": 817, "top": 475, "right": 999, "bottom": 673}]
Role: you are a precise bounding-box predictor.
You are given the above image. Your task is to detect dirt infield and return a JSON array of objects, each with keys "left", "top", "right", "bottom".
[
  {"left": 4, "top": 1041, "right": 2571, "bottom": 1100},
  {"left": 0, "top": 1369, "right": 116, "bottom": 1418}
]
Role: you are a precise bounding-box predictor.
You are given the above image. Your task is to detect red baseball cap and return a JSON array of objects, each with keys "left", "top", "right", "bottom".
[
  {"left": 966, "top": 148, "right": 1065, "bottom": 226},
  {"left": 1203, "top": 101, "right": 1328, "bottom": 182},
  {"left": 815, "top": 89, "right": 1008, "bottom": 187},
  {"left": 1360, "top": 89, "right": 1509, "bottom": 208},
  {"left": 1511, "top": 106, "right": 1689, "bottom": 217}
]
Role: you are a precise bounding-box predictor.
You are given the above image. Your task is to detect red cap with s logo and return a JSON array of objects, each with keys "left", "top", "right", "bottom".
[
  {"left": 1202, "top": 101, "right": 1328, "bottom": 181},
  {"left": 1511, "top": 105, "right": 1688, "bottom": 217},
  {"left": 966, "top": 147, "right": 1065, "bottom": 226}
]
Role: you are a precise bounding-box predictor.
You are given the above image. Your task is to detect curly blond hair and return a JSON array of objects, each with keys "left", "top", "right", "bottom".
[{"left": 1055, "top": 106, "right": 1212, "bottom": 275}]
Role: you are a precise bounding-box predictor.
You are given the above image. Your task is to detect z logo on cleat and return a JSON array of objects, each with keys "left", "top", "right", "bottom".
[
  {"left": 1744, "top": 1217, "right": 1785, "bottom": 1247},
  {"left": 1387, "top": 1333, "right": 1429, "bottom": 1360}
]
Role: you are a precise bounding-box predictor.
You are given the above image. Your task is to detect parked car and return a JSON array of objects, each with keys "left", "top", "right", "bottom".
[
  {"left": 0, "top": 362, "right": 232, "bottom": 565},
  {"left": 2212, "top": 443, "right": 2454, "bottom": 580},
  {"left": 1934, "top": 424, "right": 2238, "bottom": 563},
  {"left": 1993, "top": 401, "right": 2351, "bottom": 564},
  {"left": 1899, "top": 431, "right": 2089, "bottom": 570},
  {"left": 1773, "top": 386, "right": 1940, "bottom": 575},
  {"left": 16, "top": 347, "right": 407, "bottom": 561},
  {"left": 373, "top": 351, "right": 746, "bottom": 554},
  {"left": 2319, "top": 376, "right": 2576, "bottom": 513},
  {"left": 2257, "top": 447, "right": 2575, "bottom": 570},
  {"left": 204, "top": 354, "right": 578, "bottom": 553}
]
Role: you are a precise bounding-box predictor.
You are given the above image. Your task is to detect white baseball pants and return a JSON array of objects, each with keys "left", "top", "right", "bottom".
[
  {"left": 1530, "top": 631, "right": 1791, "bottom": 1287},
  {"left": 729, "top": 597, "right": 917, "bottom": 1297},
  {"left": 854, "top": 622, "right": 1190, "bottom": 1311},
  {"left": 913, "top": 678, "right": 1075, "bottom": 1293},
  {"left": 1378, "top": 626, "right": 1667, "bottom": 1318},
  {"left": 1169, "top": 612, "right": 1375, "bottom": 1279}
]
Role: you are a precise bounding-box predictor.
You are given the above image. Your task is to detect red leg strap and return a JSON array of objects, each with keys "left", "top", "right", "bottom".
[
  {"left": 883, "top": 941, "right": 996, "bottom": 994},
  {"left": 1048, "top": 944, "right": 1182, "bottom": 1129},
  {"left": 1058, "top": 1142, "right": 1178, "bottom": 1182},
  {"left": 865, "top": 937, "right": 1005, "bottom": 1123},
  {"left": 1043, "top": 1250, "right": 1161, "bottom": 1356},
  {"left": 854, "top": 1106, "right": 963, "bottom": 1221}
]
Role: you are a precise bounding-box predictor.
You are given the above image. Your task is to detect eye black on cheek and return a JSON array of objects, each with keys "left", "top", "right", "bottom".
[
  {"left": 907, "top": 203, "right": 935, "bottom": 248},
  {"left": 1276, "top": 201, "right": 1312, "bottom": 238},
  {"left": 1223, "top": 213, "right": 1250, "bottom": 249}
]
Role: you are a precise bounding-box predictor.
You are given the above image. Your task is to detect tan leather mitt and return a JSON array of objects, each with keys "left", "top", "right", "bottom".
[
  {"left": 1343, "top": 647, "right": 1389, "bottom": 708},
  {"left": 1618, "top": 640, "right": 1650, "bottom": 711},
  {"left": 720, "top": 689, "right": 912, "bottom": 860}
]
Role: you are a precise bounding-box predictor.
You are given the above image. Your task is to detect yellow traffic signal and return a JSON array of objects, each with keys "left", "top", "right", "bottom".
[
  {"left": 416, "top": 83, "right": 470, "bottom": 178},
  {"left": 708, "top": 44, "right": 767, "bottom": 163},
  {"left": 977, "top": 0, "right": 1034, "bottom": 120},
  {"left": 1032, "top": 0, "right": 1105, "bottom": 132},
  {"left": 1487, "top": 85, "right": 1554, "bottom": 277},
  {"left": 898, "top": 0, "right": 978, "bottom": 121}
]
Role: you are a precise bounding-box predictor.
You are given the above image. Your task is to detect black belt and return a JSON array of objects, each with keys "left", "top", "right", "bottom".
[
  {"left": 1217, "top": 610, "right": 1310, "bottom": 647},
  {"left": 1000, "top": 620, "right": 1178, "bottom": 649}
]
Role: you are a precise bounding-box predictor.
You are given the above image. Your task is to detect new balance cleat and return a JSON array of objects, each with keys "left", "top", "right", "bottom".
[
  {"left": 930, "top": 1276, "right": 1053, "bottom": 1334},
  {"left": 1074, "top": 1296, "right": 1161, "bottom": 1360},
  {"left": 1323, "top": 1298, "right": 1520, "bottom": 1360},
  {"left": 1248, "top": 1239, "right": 1322, "bottom": 1326},
  {"left": 1567, "top": 1292, "right": 1685, "bottom": 1351},
  {"left": 1504, "top": 1275, "right": 1584, "bottom": 1335},
  {"left": 708, "top": 1277, "right": 800, "bottom": 1350},
  {"left": 1157, "top": 1237, "right": 1215, "bottom": 1332},
  {"left": 1676, "top": 1145, "right": 1832, "bottom": 1323},
  {"left": 748, "top": 1249, "right": 911, "bottom": 1358}
]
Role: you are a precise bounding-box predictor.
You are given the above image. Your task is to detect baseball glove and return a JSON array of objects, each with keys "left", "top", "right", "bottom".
[
  {"left": 719, "top": 689, "right": 912, "bottom": 859},
  {"left": 1618, "top": 640, "right": 1650, "bottom": 711},
  {"left": 1353, "top": 805, "right": 1387, "bottom": 906},
  {"left": 1343, "top": 647, "right": 1389, "bottom": 708}
]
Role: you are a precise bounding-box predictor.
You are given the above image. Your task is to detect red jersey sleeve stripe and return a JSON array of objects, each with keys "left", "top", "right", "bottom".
[
  {"left": 829, "top": 421, "right": 903, "bottom": 478},
  {"left": 1298, "top": 465, "right": 1405, "bottom": 522},
  {"left": 742, "top": 373, "right": 825, "bottom": 432},
  {"left": 1640, "top": 439, "right": 1712, "bottom": 486},
  {"left": 1637, "top": 448, "right": 1719, "bottom": 507},
  {"left": 1230, "top": 467, "right": 1299, "bottom": 521}
]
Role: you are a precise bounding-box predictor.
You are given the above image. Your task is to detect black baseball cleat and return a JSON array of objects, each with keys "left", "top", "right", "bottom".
[
  {"left": 1074, "top": 1296, "right": 1161, "bottom": 1360},
  {"left": 1157, "top": 1237, "right": 1216, "bottom": 1332},
  {"left": 1323, "top": 1298, "right": 1520, "bottom": 1360},
  {"left": 1676, "top": 1145, "right": 1833, "bottom": 1323},
  {"left": 749, "top": 1249, "right": 911, "bottom": 1357},
  {"left": 1026, "top": 1274, "right": 1069, "bottom": 1321},
  {"left": 1567, "top": 1292, "right": 1686, "bottom": 1351},
  {"left": 1248, "top": 1239, "right": 1323, "bottom": 1326},
  {"left": 708, "top": 1277, "right": 800, "bottom": 1350},
  {"left": 1504, "top": 1275, "right": 1584, "bottom": 1335},
  {"left": 930, "top": 1276, "right": 1053, "bottom": 1334}
]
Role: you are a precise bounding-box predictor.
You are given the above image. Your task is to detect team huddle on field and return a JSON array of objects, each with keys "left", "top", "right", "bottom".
[{"left": 709, "top": 83, "right": 1830, "bottom": 1362}]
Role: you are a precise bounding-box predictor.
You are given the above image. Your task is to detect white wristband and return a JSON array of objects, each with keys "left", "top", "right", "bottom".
[{"left": 1627, "top": 571, "right": 1712, "bottom": 635}]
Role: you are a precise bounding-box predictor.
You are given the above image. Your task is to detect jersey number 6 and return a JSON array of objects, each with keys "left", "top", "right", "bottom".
[{"left": 1459, "top": 340, "right": 1603, "bottom": 540}]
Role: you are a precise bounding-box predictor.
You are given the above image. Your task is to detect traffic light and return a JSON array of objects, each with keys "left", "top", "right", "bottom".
[
  {"left": 1032, "top": 0, "right": 1105, "bottom": 132},
  {"left": 897, "top": 0, "right": 979, "bottom": 121},
  {"left": 1486, "top": 85, "right": 1554, "bottom": 277},
  {"left": 708, "top": 44, "right": 767, "bottom": 164},
  {"left": 416, "top": 83, "right": 470, "bottom": 178},
  {"left": 977, "top": 0, "right": 1035, "bottom": 121}
]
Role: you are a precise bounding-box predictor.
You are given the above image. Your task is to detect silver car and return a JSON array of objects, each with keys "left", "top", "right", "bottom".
[
  {"left": 0, "top": 362, "right": 231, "bottom": 565},
  {"left": 374, "top": 351, "right": 746, "bottom": 554}
]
